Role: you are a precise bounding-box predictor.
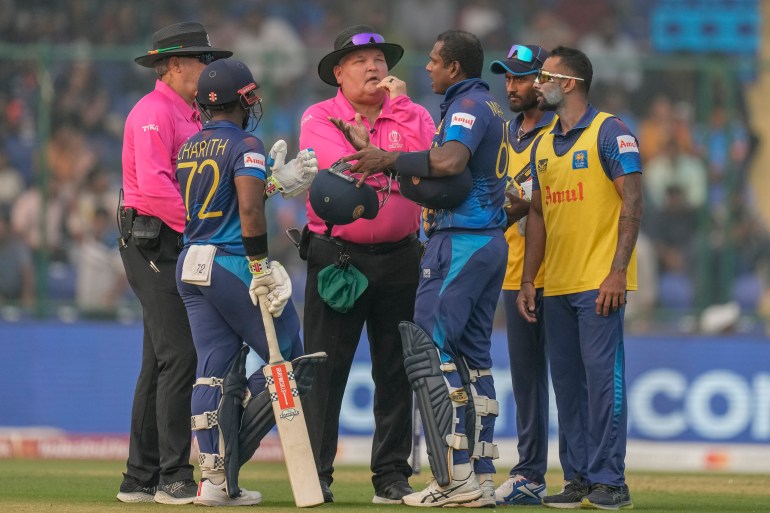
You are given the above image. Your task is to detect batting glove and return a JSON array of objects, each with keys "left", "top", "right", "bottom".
[
  {"left": 265, "top": 261, "right": 292, "bottom": 317},
  {"left": 265, "top": 140, "right": 318, "bottom": 199},
  {"left": 248, "top": 257, "right": 276, "bottom": 306}
]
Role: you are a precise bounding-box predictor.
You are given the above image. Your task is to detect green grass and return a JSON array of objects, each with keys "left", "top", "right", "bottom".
[{"left": 2, "top": 459, "right": 769, "bottom": 512}]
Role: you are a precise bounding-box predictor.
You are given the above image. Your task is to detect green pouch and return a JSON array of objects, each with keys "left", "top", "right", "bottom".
[{"left": 317, "top": 261, "right": 368, "bottom": 313}]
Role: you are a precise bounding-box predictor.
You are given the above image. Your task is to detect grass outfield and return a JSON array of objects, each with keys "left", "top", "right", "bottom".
[{"left": 2, "top": 459, "right": 769, "bottom": 512}]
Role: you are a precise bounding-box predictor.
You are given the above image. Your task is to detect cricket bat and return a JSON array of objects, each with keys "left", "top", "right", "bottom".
[{"left": 259, "top": 297, "right": 324, "bottom": 507}]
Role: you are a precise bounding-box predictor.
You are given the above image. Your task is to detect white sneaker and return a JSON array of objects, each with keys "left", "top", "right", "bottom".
[
  {"left": 194, "top": 479, "right": 262, "bottom": 507},
  {"left": 451, "top": 473, "right": 495, "bottom": 508},
  {"left": 403, "top": 468, "right": 481, "bottom": 507},
  {"left": 495, "top": 473, "right": 546, "bottom": 506}
]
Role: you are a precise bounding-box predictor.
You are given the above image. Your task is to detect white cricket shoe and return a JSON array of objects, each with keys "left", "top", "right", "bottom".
[
  {"left": 495, "top": 473, "right": 547, "bottom": 506},
  {"left": 403, "top": 466, "right": 481, "bottom": 507},
  {"left": 194, "top": 479, "right": 262, "bottom": 507},
  {"left": 449, "top": 473, "right": 495, "bottom": 508}
]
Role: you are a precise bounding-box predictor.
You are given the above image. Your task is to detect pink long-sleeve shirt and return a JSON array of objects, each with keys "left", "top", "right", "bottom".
[
  {"left": 299, "top": 89, "right": 435, "bottom": 244},
  {"left": 122, "top": 80, "right": 201, "bottom": 233}
]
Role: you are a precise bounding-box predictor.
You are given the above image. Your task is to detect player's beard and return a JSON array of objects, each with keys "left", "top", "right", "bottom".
[
  {"left": 537, "top": 86, "right": 564, "bottom": 111},
  {"left": 509, "top": 94, "right": 539, "bottom": 113}
]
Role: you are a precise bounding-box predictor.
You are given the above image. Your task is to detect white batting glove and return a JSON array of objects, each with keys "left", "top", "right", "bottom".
[
  {"left": 265, "top": 140, "right": 318, "bottom": 199},
  {"left": 265, "top": 261, "right": 292, "bottom": 317},
  {"left": 248, "top": 257, "right": 276, "bottom": 306}
]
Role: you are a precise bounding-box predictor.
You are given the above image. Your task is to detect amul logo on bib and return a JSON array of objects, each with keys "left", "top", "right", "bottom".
[{"left": 450, "top": 112, "right": 476, "bottom": 130}]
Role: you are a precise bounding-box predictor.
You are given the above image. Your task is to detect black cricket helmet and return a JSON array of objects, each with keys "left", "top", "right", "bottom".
[
  {"left": 398, "top": 167, "right": 472, "bottom": 209},
  {"left": 309, "top": 160, "right": 381, "bottom": 225},
  {"left": 196, "top": 59, "right": 263, "bottom": 129}
]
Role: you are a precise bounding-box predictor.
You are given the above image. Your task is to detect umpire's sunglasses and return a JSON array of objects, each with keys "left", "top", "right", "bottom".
[
  {"left": 347, "top": 32, "right": 385, "bottom": 46},
  {"left": 535, "top": 69, "right": 585, "bottom": 84},
  {"left": 194, "top": 53, "right": 217, "bottom": 65}
]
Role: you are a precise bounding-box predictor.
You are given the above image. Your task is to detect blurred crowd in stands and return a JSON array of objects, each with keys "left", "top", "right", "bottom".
[{"left": 0, "top": 0, "right": 768, "bottom": 335}]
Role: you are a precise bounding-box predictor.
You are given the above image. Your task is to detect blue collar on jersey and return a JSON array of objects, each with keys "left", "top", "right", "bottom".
[
  {"left": 440, "top": 78, "right": 490, "bottom": 119},
  {"left": 550, "top": 104, "right": 598, "bottom": 137}
]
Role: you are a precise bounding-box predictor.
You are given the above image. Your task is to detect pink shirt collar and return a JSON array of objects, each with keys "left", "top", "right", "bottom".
[{"left": 154, "top": 79, "right": 200, "bottom": 122}]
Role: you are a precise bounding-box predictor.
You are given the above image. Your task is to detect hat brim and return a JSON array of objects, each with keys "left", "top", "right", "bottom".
[
  {"left": 135, "top": 47, "right": 233, "bottom": 68},
  {"left": 318, "top": 43, "right": 404, "bottom": 86},
  {"left": 489, "top": 59, "right": 539, "bottom": 76}
]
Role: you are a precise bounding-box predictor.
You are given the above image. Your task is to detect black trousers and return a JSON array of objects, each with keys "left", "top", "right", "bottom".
[
  {"left": 301, "top": 234, "right": 421, "bottom": 491},
  {"left": 119, "top": 223, "right": 196, "bottom": 485}
]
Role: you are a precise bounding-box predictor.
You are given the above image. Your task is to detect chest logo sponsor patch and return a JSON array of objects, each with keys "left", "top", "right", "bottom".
[
  {"left": 537, "top": 158, "right": 548, "bottom": 175},
  {"left": 450, "top": 112, "right": 476, "bottom": 130},
  {"left": 572, "top": 150, "right": 588, "bottom": 169},
  {"left": 243, "top": 152, "right": 266, "bottom": 170},
  {"left": 617, "top": 135, "right": 639, "bottom": 154}
]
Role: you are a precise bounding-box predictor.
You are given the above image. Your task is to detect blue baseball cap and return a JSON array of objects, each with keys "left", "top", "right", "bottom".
[{"left": 490, "top": 44, "right": 549, "bottom": 76}]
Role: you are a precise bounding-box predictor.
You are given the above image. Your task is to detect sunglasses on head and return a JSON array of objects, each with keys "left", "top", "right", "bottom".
[
  {"left": 535, "top": 69, "right": 585, "bottom": 84},
  {"left": 348, "top": 32, "right": 385, "bottom": 46},
  {"left": 506, "top": 44, "right": 544, "bottom": 70}
]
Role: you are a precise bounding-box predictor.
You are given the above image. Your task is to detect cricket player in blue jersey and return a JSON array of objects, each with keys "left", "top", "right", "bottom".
[
  {"left": 519, "top": 46, "right": 641, "bottom": 510},
  {"left": 343, "top": 30, "right": 507, "bottom": 507},
  {"left": 174, "top": 59, "right": 321, "bottom": 506}
]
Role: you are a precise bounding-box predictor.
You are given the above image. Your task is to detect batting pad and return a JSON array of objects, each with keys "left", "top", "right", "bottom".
[
  {"left": 400, "top": 321, "right": 468, "bottom": 487},
  {"left": 221, "top": 345, "right": 249, "bottom": 498},
  {"left": 237, "top": 351, "right": 327, "bottom": 468}
]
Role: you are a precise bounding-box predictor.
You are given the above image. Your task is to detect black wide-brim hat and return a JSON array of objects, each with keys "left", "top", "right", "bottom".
[
  {"left": 135, "top": 21, "right": 232, "bottom": 68},
  {"left": 318, "top": 25, "right": 404, "bottom": 86}
]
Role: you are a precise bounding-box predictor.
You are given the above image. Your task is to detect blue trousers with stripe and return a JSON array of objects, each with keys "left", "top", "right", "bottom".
[
  {"left": 543, "top": 290, "right": 627, "bottom": 487},
  {"left": 176, "top": 247, "right": 302, "bottom": 457},
  {"left": 502, "top": 289, "right": 550, "bottom": 485},
  {"left": 414, "top": 229, "right": 507, "bottom": 474}
]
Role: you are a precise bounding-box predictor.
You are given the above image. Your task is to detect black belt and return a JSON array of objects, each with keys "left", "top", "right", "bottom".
[{"left": 310, "top": 232, "right": 418, "bottom": 255}]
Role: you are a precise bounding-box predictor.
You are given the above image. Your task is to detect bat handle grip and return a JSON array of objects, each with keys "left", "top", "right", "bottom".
[{"left": 259, "top": 296, "right": 283, "bottom": 365}]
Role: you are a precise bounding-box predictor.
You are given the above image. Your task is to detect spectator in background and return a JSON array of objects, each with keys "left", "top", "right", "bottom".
[
  {"left": 651, "top": 184, "right": 699, "bottom": 275},
  {"left": 391, "top": 0, "right": 457, "bottom": 49},
  {"left": 644, "top": 138, "right": 708, "bottom": 213},
  {"left": 11, "top": 175, "right": 73, "bottom": 263},
  {"left": 74, "top": 207, "right": 127, "bottom": 315},
  {"left": 693, "top": 103, "right": 751, "bottom": 209},
  {"left": 0, "top": 208, "right": 34, "bottom": 308},
  {"left": 0, "top": 149, "right": 24, "bottom": 212},
  {"left": 637, "top": 94, "right": 692, "bottom": 164},
  {"left": 578, "top": 12, "right": 641, "bottom": 92},
  {"left": 228, "top": 2, "right": 307, "bottom": 87},
  {"left": 519, "top": 9, "right": 576, "bottom": 50}
]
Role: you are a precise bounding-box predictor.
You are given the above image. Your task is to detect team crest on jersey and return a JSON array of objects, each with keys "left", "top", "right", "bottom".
[
  {"left": 572, "top": 150, "right": 588, "bottom": 169},
  {"left": 616, "top": 135, "right": 639, "bottom": 154},
  {"left": 537, "top": 158, "right": 548, "bottom": 175},
  {"left": 243, "top": 152, "right": 266, "bottom": 170},
  {"left": 450, "top": 112, "right": 476, "bottom": 130}
]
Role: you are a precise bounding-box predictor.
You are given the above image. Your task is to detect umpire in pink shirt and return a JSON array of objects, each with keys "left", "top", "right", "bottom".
[
  {"left": 117, "top": 22, "right": 231, "bottom": 505},
  {"left": 298, "top": 25, "right": 435, "bottom": 504}
]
